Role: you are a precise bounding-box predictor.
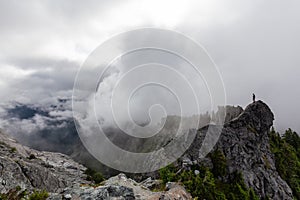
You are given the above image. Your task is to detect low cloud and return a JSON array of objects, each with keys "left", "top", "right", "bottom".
[{"left": 0, "top": 0, "right": 299, "bottom": 153}]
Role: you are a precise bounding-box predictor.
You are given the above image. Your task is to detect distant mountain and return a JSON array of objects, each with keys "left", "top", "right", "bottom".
[
  {"left": 0, "top": 100, "right": 244, "bottom": 175},
  {"left": 0, "top": 101, "right": 78, "bottom": 155}
]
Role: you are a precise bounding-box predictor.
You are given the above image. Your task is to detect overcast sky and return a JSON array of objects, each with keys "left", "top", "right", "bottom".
[{"left": 0, "top": 0, "right": 299, "bottom": 133}]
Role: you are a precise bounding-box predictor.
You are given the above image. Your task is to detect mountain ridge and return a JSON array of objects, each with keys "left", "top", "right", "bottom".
[
  {"left": 0, "top": 100, "right": 298, "bottom": 199},
  {"left": 179, "top": 100, "right": 293, "bottom": 199}
]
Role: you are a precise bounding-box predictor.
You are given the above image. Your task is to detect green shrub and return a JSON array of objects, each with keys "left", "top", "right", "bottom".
[
  {"left": 84, "top": 168, "right": 105, "bottom": 184},
  {"left": 210, "top": 149, "right": 227, "bottom": 177},
  {"left": 159, "top": 164, "right": 177, "bottom": 184},
  {"left": 28, "top": 154, "right": 36, "bottom": 160},
  {"left": 283, "top": 128, "right": 300, "bottom": 157},
  {"left": 180, "top": 168, "right": 226, "bottom": 199},
  {"left": 0, "top": 187, "right": 27, "bottom": 200},
  {"left": 93, "top": 172, "right": 105, "bottom": 184},
  {"left": 249, "top": 188, "right": 260, "bottom": 200},
  {"left": 28, "top": 190, "right": 49, "bottom": 200},
  {"left": 158, "top": 163, "right": 259, "bottom": 200},
  {"left": 10, "top": 147, "right": 17, "bottom": 153}
]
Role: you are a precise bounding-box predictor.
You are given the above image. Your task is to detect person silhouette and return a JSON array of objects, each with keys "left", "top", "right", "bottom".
[{"left": 253, "top": 93, "right": 256, "bottom": 103}]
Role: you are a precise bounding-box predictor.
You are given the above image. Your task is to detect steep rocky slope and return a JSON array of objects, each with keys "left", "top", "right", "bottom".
[
  {"left": 0, "top": 130, "right": 88, "bottom": 193},
  {"left": 0, "top": 131, "right": 190, "bottom": 199},
  {"left": 182, "top": 100, "right": 293, "bottom": 199}
]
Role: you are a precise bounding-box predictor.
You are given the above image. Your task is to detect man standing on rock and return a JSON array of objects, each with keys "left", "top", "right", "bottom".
[{"left": 253, "top": 93, "right": 256, "bottom": 103}]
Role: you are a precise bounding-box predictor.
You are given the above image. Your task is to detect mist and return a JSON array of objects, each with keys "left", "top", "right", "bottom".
[{"left": 0, "top": 0, "right": 299, "bottom": 156}]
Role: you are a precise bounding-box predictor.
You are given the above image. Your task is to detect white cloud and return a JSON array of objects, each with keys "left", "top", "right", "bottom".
[{"left": 0, "top": 0, "right": 299, "bottom": 133}]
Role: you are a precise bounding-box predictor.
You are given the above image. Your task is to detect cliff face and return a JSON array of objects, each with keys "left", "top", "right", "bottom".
[
  {"left": 183, "top": 100, "right": 293, "bottom": 199},
  {"left": 220, "top": 101, "right": 293, "bottom": 199}
]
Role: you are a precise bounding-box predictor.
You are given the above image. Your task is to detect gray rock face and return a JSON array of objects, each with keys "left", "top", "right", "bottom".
[
  {"left": 0, "top": 132, "right": 192, "bottom": 199},
  {"left": 0, "top": 131, "right": 89, "bottom": 193},
  {"left": 48, "top": 174, "right": 191, "bottom": 200},
  {"left": 184, "top": 100, "right": 293, "bottom": 199},
  {"left": 220, "top": 101, "right": 292, "bottom": 199}
]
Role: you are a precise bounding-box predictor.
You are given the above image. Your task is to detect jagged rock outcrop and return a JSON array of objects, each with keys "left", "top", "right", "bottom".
[
  {"left": 0, "top": 131, "right": 89, "bottom": 193},
  {"left": 183, "top": 100, "right": 293, "bottom": 199},
  {"left": 0, "top": 131, "right": 191, "bottom": 199},
  {"left": 49, "top": 174, "right": 191, "bottom": 200}
]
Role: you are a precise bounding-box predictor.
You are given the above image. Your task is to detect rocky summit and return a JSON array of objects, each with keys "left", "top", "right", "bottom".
[
  {"left": 182, "top": 100, "right": 294, "bottom": 199},
  {"left": 220, "top": 101, "right": 292, "bottom": 199},
  {"left": 0, "top": 100, "right": 298, "bottom": 199}
]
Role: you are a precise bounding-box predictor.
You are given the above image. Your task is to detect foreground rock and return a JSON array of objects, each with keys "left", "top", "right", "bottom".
[
  {"left": 49, "top": 174, "right": 191, "bottom": 200},
  {"left": 0, "top": 131, "right": 191, "bottom": 199},
  {"left": 0, "top": 131, "right": 89, "bottom": 193}
]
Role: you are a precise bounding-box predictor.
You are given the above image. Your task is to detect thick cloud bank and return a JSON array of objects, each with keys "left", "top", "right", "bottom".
[{"left": 0, "top": 0, "right": 299, "bottom": 153}]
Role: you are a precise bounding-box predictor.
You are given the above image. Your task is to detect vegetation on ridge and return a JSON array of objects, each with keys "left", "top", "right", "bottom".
[
  {"left": 158, "top": 128, "right": 300, "bottom": 199},
  {"left": 269, "top": 128, "right": 300, "bottom": 199},
  {"left": 84, "top": 168, "right": 105, "bottom": 184},
  {"left": 159, "top": 150, "right": 259, "bottom": 200},
  {"left": 0, "top": 187, "right": 48, "bottom": 200}
]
